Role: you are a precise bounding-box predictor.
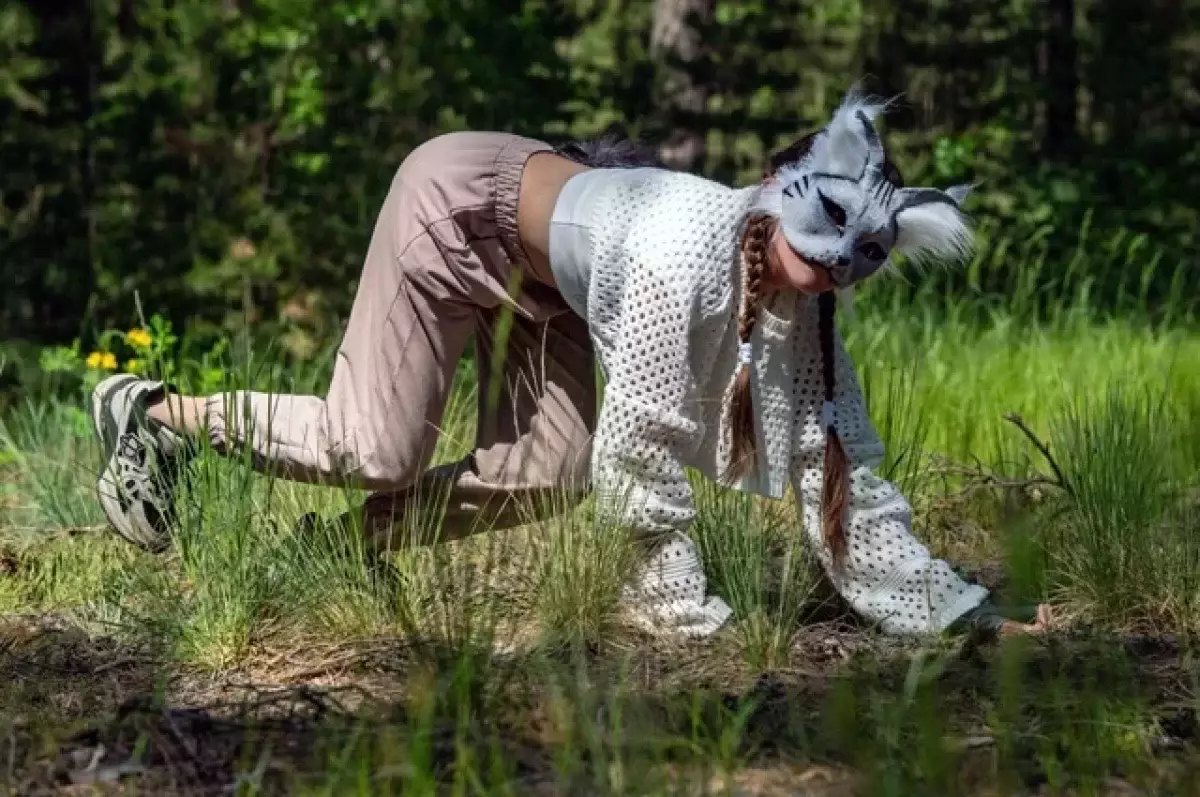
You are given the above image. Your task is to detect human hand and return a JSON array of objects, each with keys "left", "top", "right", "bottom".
[{"left": 998, "top": 603, "right": 1055, "bottom": 637}]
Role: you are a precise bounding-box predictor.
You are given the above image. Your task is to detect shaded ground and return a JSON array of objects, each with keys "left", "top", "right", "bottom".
[{"left": 3, "top": 612, "right": 1198, "bottom": 796}]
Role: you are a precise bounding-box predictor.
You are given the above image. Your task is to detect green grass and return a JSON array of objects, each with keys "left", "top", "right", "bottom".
[
  {"left": 848, "top": 310, "right": 1200, "bottom": 476},
  {"left": 3, "top": 228, "right": 1200, "bottom": 793},
  {"left": 1039, "top": 385, "right": 1200, "bottom": 631}
]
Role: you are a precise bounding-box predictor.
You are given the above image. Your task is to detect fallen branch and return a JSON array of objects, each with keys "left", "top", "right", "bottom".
[
  {"left": 928, "top": 453, "right": 1060, "bottom": 509},
  {"left": 932, "top": 457, "right": 1060, "bottom": 494},
  {"left": 944, "top": 734, "right": 996, "bottom": 752},
  {"left": 90, "top": 656, "right": 155, "bottom": 676}
]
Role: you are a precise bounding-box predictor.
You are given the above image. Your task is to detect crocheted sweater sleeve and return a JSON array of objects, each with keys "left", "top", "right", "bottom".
[
  {"left": 580, "top": 170, "right": 755, "bottom": 637},
  {"left": 589, "top": 257, "right": 706, "bottom": 538},
  {"left": 789, "top": 301, "right": 988, "bottom": 635},
  {"left": 588, "top": 243, "right": 737, "bottom": 637}
]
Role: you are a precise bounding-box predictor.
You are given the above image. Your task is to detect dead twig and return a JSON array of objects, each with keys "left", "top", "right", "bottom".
[
  {"left": 927, "top": 413, "right": 1072, "bottom": 512},
  {"left": 5, "top": 524, "right": 109, "bottom": 539},
  {"left": 90, "top": 656, "right": 154, "bottom": 676},
  {"left": 928, "top": 453, "right": 1059, "bottom": 513},
  {"left": 944, "top": 734, "right": 996, "bottom": 752},
  {"left": 931, "top": 457, "right": 1060, "bottom": 495},
  {"left": 1003, "top": 412, "right": 1072, "bottom": 496}
]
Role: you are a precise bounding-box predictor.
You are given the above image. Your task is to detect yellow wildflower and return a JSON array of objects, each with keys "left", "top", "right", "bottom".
[
  {"left": 86, "top": 351, "right": 117, "bottom": 371},
  {"left": 126, "top": 359, "right": 143, "bottom": 374},
  {"left": 126, "top": 328, "right": 153, "bottom": 348}
]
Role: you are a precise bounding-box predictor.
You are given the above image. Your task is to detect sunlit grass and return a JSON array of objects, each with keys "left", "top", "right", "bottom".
[
  {"left": 846, "top": 310, "right": 1200, "bottom": 475},
  {"left": 4, "top": 314, "right": 1199, "bottom": 659},
  {"left": 3, "top": 221, "right": 1200, "bottom": 793},
  {"left": 690, "top": 477, "right": 821, "bottom": 670},
  {"left": 1039, "top": 385, "right": 1200, "bottom": 631}
]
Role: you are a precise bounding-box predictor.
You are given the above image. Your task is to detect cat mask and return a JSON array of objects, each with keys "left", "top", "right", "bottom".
[{"left": 754, "top": 91, "right": 974, "bottom": 287}]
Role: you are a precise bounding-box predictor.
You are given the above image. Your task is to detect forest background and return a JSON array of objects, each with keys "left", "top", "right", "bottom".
[{"left": 1, "top": 0, "right": 1197, "bottom": 370}]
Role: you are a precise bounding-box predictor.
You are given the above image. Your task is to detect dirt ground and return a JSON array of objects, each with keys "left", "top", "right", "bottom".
[{"left": 3, "top": 608, "right": 1197, "bottom": 796}]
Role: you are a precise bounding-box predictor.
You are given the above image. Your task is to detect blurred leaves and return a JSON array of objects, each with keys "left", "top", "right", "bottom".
[{"left": 0, "top": 0, "right": 1197, "bottom": 356}]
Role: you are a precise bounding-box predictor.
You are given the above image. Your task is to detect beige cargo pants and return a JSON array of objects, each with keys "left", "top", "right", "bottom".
[{"left": 205, "top": 132, "right": 597, "bottom": 548}]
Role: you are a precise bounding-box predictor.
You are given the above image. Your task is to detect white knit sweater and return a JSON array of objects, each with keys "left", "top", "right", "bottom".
[{"left": 567, "top": 167, "right": 988, "bottom": 637}]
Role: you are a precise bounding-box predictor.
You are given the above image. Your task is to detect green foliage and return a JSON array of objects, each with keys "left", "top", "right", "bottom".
[
  {"left": 32, "top": 312, "right": 228, "bottom": 398},
  {"left": 0, "top": 398, "right": 105, "bottom": 535},
  {"left": 531, "top": 493, "right": 641, "bottom": 649},
  {"left": 1, "top": 0, "right": 574, "bottom": 350},
  {"left": 1, "top": 0, "right": 1197, "bottom": 358},
  {"left": 3, "top": 6, "right": 1200, "bottom": 787},
  {"left": 3, "top": 302, "right": 1199, "bottom": 792}
]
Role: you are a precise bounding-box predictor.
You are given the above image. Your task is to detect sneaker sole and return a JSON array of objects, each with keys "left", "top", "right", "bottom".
[{"left": 91, "top": 374, "right": 165, "bottom": 551}]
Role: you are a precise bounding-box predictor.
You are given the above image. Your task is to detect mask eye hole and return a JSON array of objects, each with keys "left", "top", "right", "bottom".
[
  {"left": 860, "top": 242, "right": 887, "bottom": 262},
  {"left": 818, "top": 190, "right": 847, "bottom": 231}
]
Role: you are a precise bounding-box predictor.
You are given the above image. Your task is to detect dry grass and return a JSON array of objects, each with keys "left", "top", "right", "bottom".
[{"left": 3, "top": 304, "right": 1200, "bottom": 793}]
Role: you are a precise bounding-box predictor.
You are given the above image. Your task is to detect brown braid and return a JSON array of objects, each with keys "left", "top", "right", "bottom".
[
  {"left": 817, "top": 290, "right": 851, "bottom": 567},
  {"left": 723, "top": 213, "right": 775, "bottom": 484},
  {"left": 730, "top": 128, "right": 897, "bottom": 566}
]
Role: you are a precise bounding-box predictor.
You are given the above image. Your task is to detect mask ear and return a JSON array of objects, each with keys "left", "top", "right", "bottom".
[
  {"left": 892, "top": 188, "right": 973, "bottom": 267},
  {"left": 750, "top": 177, "right": 784, "bottom": 218},
  {"left": 945, "top": 183, "right": 973, "bottom": 206},
  {"left": 808, "top": 90, "right": 890, "bottom": 178}
]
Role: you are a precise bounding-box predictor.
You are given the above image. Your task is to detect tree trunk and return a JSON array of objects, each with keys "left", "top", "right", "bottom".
[
  {"left": 25, "top": 0, "right": 97, "bottom": 333},
  {"left": 1043, "top": 0, "right": 1079, "bottom": 159},
  {"left": 651, "top": 0, "right": 715, "bottom": 172}
]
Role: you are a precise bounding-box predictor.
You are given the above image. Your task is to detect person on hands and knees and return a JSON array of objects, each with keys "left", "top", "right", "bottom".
[{"left": 90, "top": 88, "right": 1052, "bottom": 641}]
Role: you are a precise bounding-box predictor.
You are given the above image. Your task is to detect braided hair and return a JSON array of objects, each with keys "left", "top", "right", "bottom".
[
  {"left": 817, "top": 290, "right": 850, "bottom": 567},
  {"left": 722, "top": 213, "right": 774, "bottom": 483}
]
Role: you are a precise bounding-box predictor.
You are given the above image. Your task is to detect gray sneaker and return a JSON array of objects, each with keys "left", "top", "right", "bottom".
[{"left": 91, "top": 375, "right": 194, "bottom": 552}]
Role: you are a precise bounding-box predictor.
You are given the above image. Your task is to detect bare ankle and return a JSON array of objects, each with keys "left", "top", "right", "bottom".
[{"left": 147, "top": 392, "right": 208, "bottom": 436}]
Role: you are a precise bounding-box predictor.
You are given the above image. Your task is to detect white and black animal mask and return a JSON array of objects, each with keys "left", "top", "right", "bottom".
[{"left": 753, "top": 92, "right": 973, "bottom": 287}]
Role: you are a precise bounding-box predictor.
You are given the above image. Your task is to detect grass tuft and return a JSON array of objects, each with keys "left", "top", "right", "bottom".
[
  {"left": 529, "top": 491, "right": 640, "bottom": 651},
  {"left": 1041, "top": 384, "right": 1200, "bottom": 631},
  {"left": 691, "top": 478, "right": 821, "bottom": 671}
]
